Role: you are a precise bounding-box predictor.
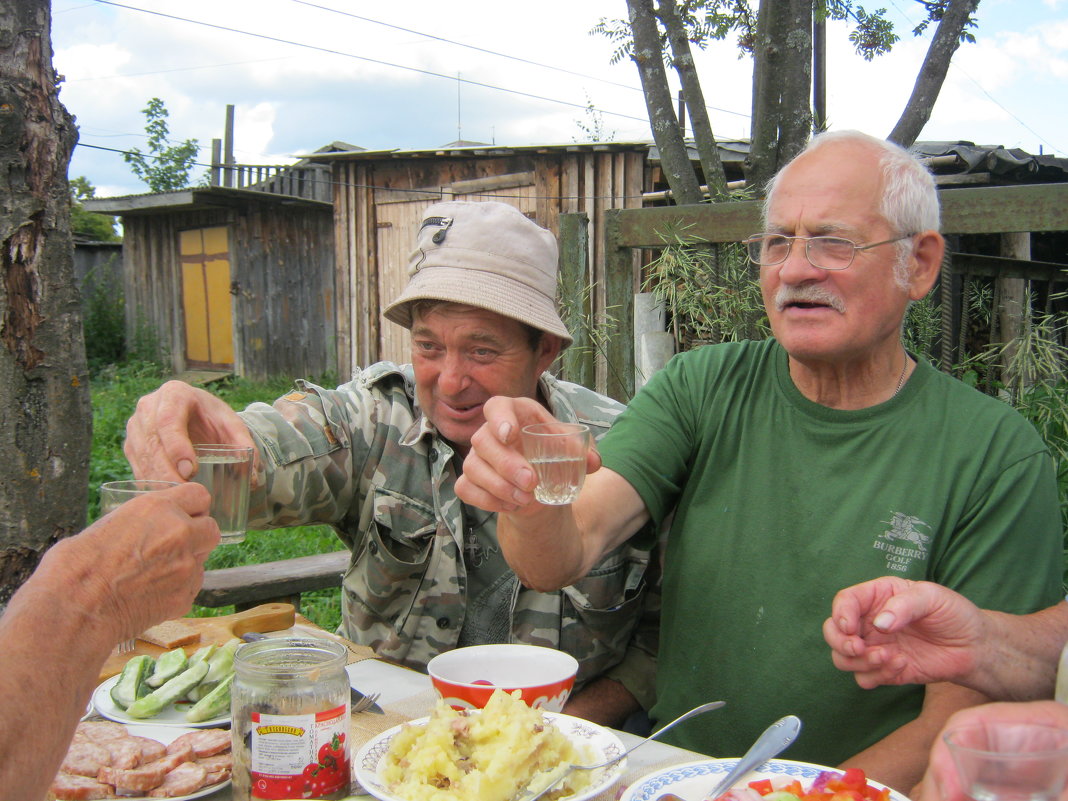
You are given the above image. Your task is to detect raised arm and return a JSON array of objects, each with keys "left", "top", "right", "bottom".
[
  {"left": 825, "top": 577, "right": 1068, "bottom": 700},
  {"left": 124, "top": 379, "right": 256, "bottom": 481},
  {"left": 456, "top": 396, "right": 649, "bottom": 591},
  {"left": 0, "top": 484, "right": 219, "bottom": 801}
]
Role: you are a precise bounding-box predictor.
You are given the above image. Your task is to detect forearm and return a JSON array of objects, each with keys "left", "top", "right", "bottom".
[
  {"left": 839, "top": 683, "right": 989, "bottom": 795},
  {"left": 968, "top": 602, "right": 1068, "bottom": 700},
  {"left": 498, "top": 468, "right": 650, "bottom": 592},
  {"left": 0, "top": 543, "right": 122, "bottom": 799},
  {"left": 562, "top": 677, "right": 642, "bottom": 728}
]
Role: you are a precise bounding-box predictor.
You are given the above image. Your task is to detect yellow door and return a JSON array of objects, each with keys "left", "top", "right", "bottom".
[{"left": 179, "top": 226, "right": 234, "bottom": 368}]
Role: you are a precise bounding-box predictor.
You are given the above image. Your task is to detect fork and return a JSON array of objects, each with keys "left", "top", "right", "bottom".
[
  {"left": 512, "top": 700, "right": 726, "bottom": 801},
  {"left": 117, "top": 638, "right": 136, "bottom": 654},
  {"left": 351, "top": 690, "right": 382, "bottom": 714}
]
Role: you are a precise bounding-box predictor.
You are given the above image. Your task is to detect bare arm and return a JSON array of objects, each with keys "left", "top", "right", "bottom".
[
  {"left": 824, "top": 578, "right": 1068, "bottom": 700},
  {"left": 839, "top": 682, "right": 989, "bottom": 795},
  {"left": 0, "top": 486, "right": 218, "bottom": 801},
  {"left": 457, "top": 396, "right": 649, "bottom": 591}
]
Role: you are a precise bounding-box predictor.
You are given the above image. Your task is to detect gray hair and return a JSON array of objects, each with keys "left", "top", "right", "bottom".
[{"left": 762, "top": 130, "right": 940, "bottom": 289}]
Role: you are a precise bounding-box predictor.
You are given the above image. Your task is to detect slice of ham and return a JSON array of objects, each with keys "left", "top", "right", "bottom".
[
  {"left": 97, "top": 750, "right": 192, "bottom": 794},
  {"left": 197, "top": 752, "right": 233, "bottom": 784},
  {"left": 148, "top": 762, "right": 209, "bottom": 798},
  {"left": 60, "top": 740, "right": 112, "bottom": 778},
  {"left": 167, "top": 729, "right": 231, "bottom": 758},
  {"left": 49, "top": 772, "right": 115, "bottom": 800},
  {"left": 71, "top": 721, "right": 129, "bottom": 744}
]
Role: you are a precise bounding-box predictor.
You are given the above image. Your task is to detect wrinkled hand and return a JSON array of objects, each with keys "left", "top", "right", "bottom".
[
  {"left": 47, "top": 484, "right": 220, "bottom": 641},
  {"left": 124, "top": 380, "right": 255, "bottom": 481},
  {"left": 456, "top": 396, "right": 601, "bottom": 514},
  {"left": 823, "top": 577, "right": 984, "bottom": 689},
  {"left": 917, "top": 701, "right": 1068, "bottom": 801}
]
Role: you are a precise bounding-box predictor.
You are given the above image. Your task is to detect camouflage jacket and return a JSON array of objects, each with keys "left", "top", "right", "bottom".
[{"left": 239, "top": 363, "right": 654, "bottom": 690}]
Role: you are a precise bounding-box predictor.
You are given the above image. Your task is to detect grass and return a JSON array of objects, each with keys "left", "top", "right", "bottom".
[{"left": 89, "top": 361, "right": 345, "bottom": 631}]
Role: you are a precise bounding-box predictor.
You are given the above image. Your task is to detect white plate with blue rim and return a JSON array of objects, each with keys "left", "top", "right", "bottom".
[
  {"left": 354, "top": 711, "right": 626, "bottom": 801},
  {"left": 620, "top": 758, "right": 910, "bottom": 801}
]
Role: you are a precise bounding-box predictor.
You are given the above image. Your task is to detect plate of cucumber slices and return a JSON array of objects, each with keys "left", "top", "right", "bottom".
[{"left": 93, "top": 641, "right": 237, "bottom": 728}]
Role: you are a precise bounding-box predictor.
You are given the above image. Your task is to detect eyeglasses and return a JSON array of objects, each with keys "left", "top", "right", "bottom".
[{"left": 744, "top": 232, "right": 916, "bottom": 271}]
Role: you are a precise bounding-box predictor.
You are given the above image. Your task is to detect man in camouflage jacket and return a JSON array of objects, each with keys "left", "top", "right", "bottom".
[{"left": 123, "top": 201, "right": 657, "bottom": 724}]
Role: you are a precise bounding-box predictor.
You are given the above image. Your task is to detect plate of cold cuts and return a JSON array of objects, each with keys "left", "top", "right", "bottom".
[{"left": 49, "top": 720, "right": 232, "bottom": 800}]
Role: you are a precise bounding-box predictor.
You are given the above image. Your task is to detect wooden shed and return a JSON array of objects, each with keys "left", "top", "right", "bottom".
[
  {"left": 307, "top": 141, "right": 682, "bottom": 377},
  {"left": 86, "top": 178, "right": 335, "bottom": 382}
]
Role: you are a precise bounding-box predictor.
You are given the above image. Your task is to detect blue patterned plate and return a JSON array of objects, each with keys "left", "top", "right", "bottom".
[{"left": 620, "top": 759, "right": 910, "bottom": 801}]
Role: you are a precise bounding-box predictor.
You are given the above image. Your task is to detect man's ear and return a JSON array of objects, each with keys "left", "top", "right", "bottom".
[
  {"left": 908, "top": 230, "right": 945, "bottom": 300},
  {"left": 535, "top": 335, "right": 564, "bottom": 373}
]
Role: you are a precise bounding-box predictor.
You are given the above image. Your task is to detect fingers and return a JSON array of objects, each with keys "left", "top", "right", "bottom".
[{"left": 125, "top": 381, "right": 254, "bottom": 482}]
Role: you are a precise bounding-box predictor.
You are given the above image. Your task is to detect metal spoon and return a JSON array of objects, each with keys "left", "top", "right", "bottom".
[
  {"left": 512, "top": 700, "right": 726, "bottom": 801},
  {"left": 690, "top": 715, "right": 802, "bottom": 801}
]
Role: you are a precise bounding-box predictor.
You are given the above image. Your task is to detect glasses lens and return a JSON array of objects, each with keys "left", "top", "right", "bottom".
[
  {"left": 748, "top": 235, "right": 792, "bottom": 265},
  {"left": 808, "top": 237, "right": 856, "bottom": 270}
]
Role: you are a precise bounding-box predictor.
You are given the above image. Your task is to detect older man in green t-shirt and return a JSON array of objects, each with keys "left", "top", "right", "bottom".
[{"left": 456, "top": 130, "right": 1063, "bottom": 794}]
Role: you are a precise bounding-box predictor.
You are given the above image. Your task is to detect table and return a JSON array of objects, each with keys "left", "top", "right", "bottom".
[{"left": 209, "top": 626, "right": 712, "bottom": 800}]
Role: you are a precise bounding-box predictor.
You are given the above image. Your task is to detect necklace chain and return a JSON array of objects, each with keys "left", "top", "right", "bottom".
[{"left": 892, "top": 347, "right": 910, "bottom": 397}]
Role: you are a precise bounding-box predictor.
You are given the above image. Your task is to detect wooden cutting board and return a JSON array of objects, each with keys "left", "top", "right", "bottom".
[{"left": 98, "top": 602, "right": 296, "bottom": 682}]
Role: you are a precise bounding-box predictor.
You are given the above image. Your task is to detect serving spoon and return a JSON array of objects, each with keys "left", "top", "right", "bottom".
[{"left": 511, "top": 700, "right": 726, "bottom": 801}]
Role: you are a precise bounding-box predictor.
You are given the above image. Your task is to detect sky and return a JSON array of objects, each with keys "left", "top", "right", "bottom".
[{"left": 50, "top": 0, "right": 1068, "bottom": 198}]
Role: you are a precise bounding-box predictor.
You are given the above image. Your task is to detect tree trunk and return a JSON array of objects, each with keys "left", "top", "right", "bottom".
[
  {"left": 888, "top": 0, "right": 981, "bottom": 147},
  {"left": 626, "top": 0, "right": 703, "bottom": 205},
  {"left": 658, "top": 0, "right": 728, "bottom": 199},
  {"left": 747, "top": 0, "right": 812, "bottom": 193},
  {"left": 0, "top": 0, "right": 91, "bottom": 605}
]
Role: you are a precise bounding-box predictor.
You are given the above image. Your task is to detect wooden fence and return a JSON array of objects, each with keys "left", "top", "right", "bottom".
[{"left": 560, "top": 182, "right": 1068, "bottom": 401}]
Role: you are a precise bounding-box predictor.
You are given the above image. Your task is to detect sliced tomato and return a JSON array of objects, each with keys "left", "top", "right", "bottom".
[{"left": 749, "top": 779, "right": 774, "bottom": 795}]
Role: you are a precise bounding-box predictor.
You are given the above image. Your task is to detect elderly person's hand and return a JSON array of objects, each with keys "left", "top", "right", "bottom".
[
  {"left": 823, "top": 577, "right": 985, "bottom": 689},
  {"left": 456, "top": 396, "right": 602, "bottom": 514},
  {"left": 124, "top": 380, "right": 256, "bottom": 482},
  {"left": 47, "top": 483, "right": 220, "bottom": 641},
  {"left": 916, "top": 701, "right": 1068, "bottom": 801}
]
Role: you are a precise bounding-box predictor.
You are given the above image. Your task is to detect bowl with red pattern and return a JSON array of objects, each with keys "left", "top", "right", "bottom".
[{"left": 427, "top": 644, "right": 578, "bottom": 713}]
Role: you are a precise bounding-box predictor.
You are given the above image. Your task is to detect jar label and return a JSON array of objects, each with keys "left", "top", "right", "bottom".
[{"left": 249, "top": 704, "right": 350, "bottom": 799}]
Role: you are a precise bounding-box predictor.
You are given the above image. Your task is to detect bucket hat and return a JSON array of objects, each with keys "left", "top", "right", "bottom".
[{"left": 383, "top": 200, "right": 573, "bottom": 347}]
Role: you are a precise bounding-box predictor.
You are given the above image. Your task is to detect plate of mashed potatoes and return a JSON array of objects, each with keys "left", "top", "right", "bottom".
[{"left": 354, "top": 689, "right": 626, "bottom": 801}]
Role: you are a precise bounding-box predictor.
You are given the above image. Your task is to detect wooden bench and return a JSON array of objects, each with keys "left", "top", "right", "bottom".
[{"left": 195, "top": 550, "right": 350, "bottom": 612}]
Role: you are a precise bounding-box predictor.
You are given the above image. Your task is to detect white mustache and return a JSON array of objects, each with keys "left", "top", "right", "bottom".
[{"left": 775, "top": 285, "right": 846, "bottom": 313}]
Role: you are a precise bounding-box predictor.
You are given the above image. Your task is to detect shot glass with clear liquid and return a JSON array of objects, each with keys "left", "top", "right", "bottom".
[
  {"left": 520, "top": 422, "right": 591, "bottom": 505},
  {"left": 944, "top": 721, "right": 1068, "bottom": 801},
  {"left": 191, "top": 444, "right": 253, "bottom": 544},
  {"left": 99, "top": 479, "right": 181, "bottom": 514}
]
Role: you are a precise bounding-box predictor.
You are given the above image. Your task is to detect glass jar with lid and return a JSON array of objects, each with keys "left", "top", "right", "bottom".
[{"left": 232, "top": 637, "right": 350, "bottom": 800}]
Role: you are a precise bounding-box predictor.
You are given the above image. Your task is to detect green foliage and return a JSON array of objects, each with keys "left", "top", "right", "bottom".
[
  {"left": 89, "top": 362, "right": 344, "bottom": 631},
  {"left": 643, "top": 231, "right": 769, "bottom": 349},
  {"left": 70, "top": 176, "right": 120, "bottom": 242},
  {"left": 847, "top": 6, "right": 900, "bottom": 60},
  {"left": 574, "top": 94, "right": 615, "bottom": 142},
  {"left": 903, "top": 290, "right": 942, "bottom": 360},
  {"left": 123, "top": 98, "right": 201, "bottom": 193},
  {"left": 82, "top": 259, "right": 127, "bottom": 372}
]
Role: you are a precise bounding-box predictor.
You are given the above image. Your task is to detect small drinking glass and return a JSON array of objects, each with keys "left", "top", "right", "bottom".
[
  {"left": 191, "top": 444, "right": 253, "bottom": 545},
  {"left": 520, "top": 422, "right": 591, "bottom": 505},
  {"left": 944, "top": 721, "right": 1068, "bottom": 801},
  {"left": 100, "top": 479, "right": 181, "bottom": 514},
  {"left": 99, "top": 479, "right": 180, "bottom": 653}
]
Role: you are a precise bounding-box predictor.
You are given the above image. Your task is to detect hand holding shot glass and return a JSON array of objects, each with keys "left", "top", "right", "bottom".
[
  {"left": 190, "top": 443, "right": 252, "bottom": 544},
  {"left": 520, "top": 422, "right": 591, "bottom": 505},
  {"left": 944, "top": 721, "right": 1068, "bottom": 801},
  {"left": 100, "top": 479, "right": 181, "bottom": 514}
]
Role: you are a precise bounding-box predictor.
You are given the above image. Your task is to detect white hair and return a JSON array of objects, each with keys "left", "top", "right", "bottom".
[{"left": 762, "top": 130, "right": 940, "bottom": 289}]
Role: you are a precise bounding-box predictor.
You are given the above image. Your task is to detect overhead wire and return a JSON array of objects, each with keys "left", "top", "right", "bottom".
[{"left": 88, "top": 0, "right": 655, "bottom": 126}]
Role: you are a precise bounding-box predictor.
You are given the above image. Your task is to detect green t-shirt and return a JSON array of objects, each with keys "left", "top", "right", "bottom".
[{"left": 599, "top": 338, "right": 1063, "bottom": 766}]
